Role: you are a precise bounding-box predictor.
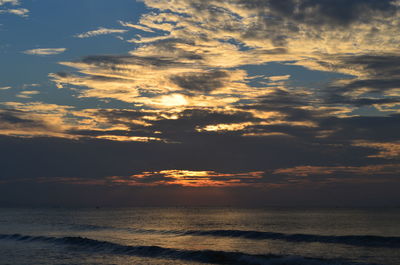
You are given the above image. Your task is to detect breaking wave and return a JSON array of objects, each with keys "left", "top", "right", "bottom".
[
  {"left": 0, "top": 233, "right": 376, "bottom": 265},
  {"left": 183, "top": 230, "right": 400, "bottom": 248},
  {"left": 73, "top": 224, "right": 400, "bottom": 248}
]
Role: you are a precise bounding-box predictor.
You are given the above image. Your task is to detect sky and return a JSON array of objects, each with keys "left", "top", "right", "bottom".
[{"left": 0, "top": 0, "right": 400, "bottom": 207}]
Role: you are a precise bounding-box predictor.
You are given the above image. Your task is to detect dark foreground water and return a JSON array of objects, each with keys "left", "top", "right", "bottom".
[{"left": 0, "top": 207, "right": 399, "bottom": 265}]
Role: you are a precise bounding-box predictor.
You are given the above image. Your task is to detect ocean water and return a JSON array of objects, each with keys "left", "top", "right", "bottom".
[{"left": 0, "top": 207, "right": 399, "bottom": 265}]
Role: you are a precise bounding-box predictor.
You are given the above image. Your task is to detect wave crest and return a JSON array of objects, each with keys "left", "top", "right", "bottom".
[
  {"left": 0, "top": 233, "right": 376, "bottom": 265},
  {"left": 73, "top": 224, "right": 400, "bottom": 248}
]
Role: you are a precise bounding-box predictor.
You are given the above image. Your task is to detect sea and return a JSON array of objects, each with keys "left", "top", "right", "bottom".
[{"left": 0, "top": 207, "right": 399, "bottom": 265}]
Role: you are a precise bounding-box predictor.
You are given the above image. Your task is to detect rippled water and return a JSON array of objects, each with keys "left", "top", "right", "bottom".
[{"left": 0, "top": 207, "right": 399, "bottom": 265}]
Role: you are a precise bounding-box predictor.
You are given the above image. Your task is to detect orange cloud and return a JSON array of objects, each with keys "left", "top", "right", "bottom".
[
  {"left": 274, "top": 164, "right": 400, "bottom": 177},
  {"left": 107, "top": 170, "right": 265, "bottom": 187},
  {"left": 353, "top": 141, "right": 400, "bottom": 159}
]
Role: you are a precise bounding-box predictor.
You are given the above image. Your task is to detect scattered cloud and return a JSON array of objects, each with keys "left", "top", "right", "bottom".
[
  {"left": 0, "top": 8, "right": 28, "bottom": 17},
  {"left": 0, "top": 0, "right": 20, "bottom": 5},
  {"left": 50, "top": 0, "right": 400, "bottom": 122},
  {"left": 119, "top": 20, "right": 154, "bottom": 33},
  {"left": 75, "top": 27, "right": 128, "bottom": 38},
  {"left": 0, "top": 0, "right": 28, "bottom": 17},
  {"left": 16, "top": 90, "right": 40, "bottom": 99},
  {"left": 23, "top": 48, "right": 66, "bottom": 56}
]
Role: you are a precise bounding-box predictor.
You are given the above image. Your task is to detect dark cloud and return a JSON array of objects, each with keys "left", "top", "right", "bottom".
[
  {"left": 319, "top": 114, "right": 400, "bottom": 142},
  {"left": 0, "top": 135, "right": 352, "bottom": 181},
  {"left": 231, "top": 0, "right": 400, "bottom": 48},
  {"left": 54, "top": 71, "right": 70, "bottom": 78},
  {"left": 0, "top": 128, "right": 390, "bottom": 208},
  {"left": 141, "top": 39, "right": 204, "bottom": 60},
  {"left": 140, "top": 108, "right": 258, "bottom": 135},
  {"left": 347, "top": 79, "right": 400, "bottom": 91},
  {"left": 170, "top": 71, "right": 229, "bottom": 93},
  {"left": 329, "top": 78, "right": 400, "bottom": 94},
  {"left": 321, "top": 55, "right": 400, "bottom": 97},
  {"left": 245, "top": 123, "right": 319, "bottom": 139},
  {"left": 81, "top": 54, "right": 190, "bottom": 68},
  {"left": 260, "top": 89, "right": 307, "bottom": 107},
  {"left": 324, "top": 95, "right": 400, "bottom": 107},
  {"left": 339, "top": 55, "right": 400, "bottom": 77},
  {"left": 240, "top": 0, "right": 397, "bottom": 27},
  {"left": 0, "top": 110, "right": 37, "bottom": 125},
  {"left": 176, "top": 108, "right": 258, "bottom": 125},
  {"left": 240, "top": 89, "right": 319, "bottom": 122},
  {"left": 0, "top": 109, "right": 48, "bottom": 129}
]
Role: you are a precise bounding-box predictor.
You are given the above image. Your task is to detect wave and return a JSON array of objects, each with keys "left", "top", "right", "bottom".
[
  {"left": 183, "top": 230, "right": 400, "bottom": 248},
  {"left": 72, "top": 224, "right": 400, "bottom": 248},
  {"left": 0, "top": 233, "right": 376, "bottom": 265}
]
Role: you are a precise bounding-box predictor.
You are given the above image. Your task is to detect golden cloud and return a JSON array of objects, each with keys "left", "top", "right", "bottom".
[{"left": 107, "top": 170, "right": 265, "bottom": 187}]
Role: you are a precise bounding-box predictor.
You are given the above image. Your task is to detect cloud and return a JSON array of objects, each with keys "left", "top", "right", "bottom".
[
  {"left": 0, "top": 8, "right": 28, "bottom": 17},
  {"left": 75, "top": 27, "right": 128, "bottom": 38},
  {"left": 106, "top": 170, "right": 265, "bottom": 187},
  {"left": 16, "top": 90, "right": 40, "bottom": 99},
  {"left": 1, "top": 0, "right": 400, "bottom": 205},
  {"left": 14, "top": 0, "right": 400, "bottom": 147},
  {"left": 170, "top": 70, "right": 230, "bottom": 93},
  {"left": 23, "top": 48, "right": 66, "bottom": 56},
  {"left": 273, "top": 164, "right": 400, "bottom": 177},
  {"left": 239, "top": 0, "right": 396, "bottom": 27},
  {"left": 0, "top": 169, "right": 265, "bottom": 188},
  {"left": 0, "top": 102, "right": 172, "bottom": 142},
  {"left": 0, "top": 0, "right": 19, "bottom": 5},
  {"left": 49, "top": 0, "right": 400, "bottom": 119},
  {"left": 0, "top": 102, "right": 76, "bottom": 139},
  {"left": 353, "top": 141, "right": 400, "bottom": 159},
  {"left": 50, "top": 55, "right": 264, "bottom": 108},
  {"left": 0, "top": 0, "right": 28, "bottom": 17},
  {"left": 317, "top": 55, "right": 400, "bottom": 111},
  {"left": 138, "top": 0, "right": 399, "bottom": 55},
  {"left": 119, "top": 20, "right": 154, "bottom": 33}
]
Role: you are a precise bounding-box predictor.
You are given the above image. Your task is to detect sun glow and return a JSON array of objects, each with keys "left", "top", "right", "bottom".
[
  {"left": 107, "top": 170, "right": 265, "bottom": 187},
  {"left": 159, "top": 94, "right": 188, "bottom": 107}
]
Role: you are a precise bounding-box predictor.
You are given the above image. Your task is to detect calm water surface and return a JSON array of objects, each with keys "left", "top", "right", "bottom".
[{"left": 0, "top": 207, "right": 399, "bottom": 265}]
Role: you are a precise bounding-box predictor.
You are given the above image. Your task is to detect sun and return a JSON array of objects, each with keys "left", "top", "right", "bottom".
[{"left": 159, "top": 94, "right": 188, "bottom": 107}]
